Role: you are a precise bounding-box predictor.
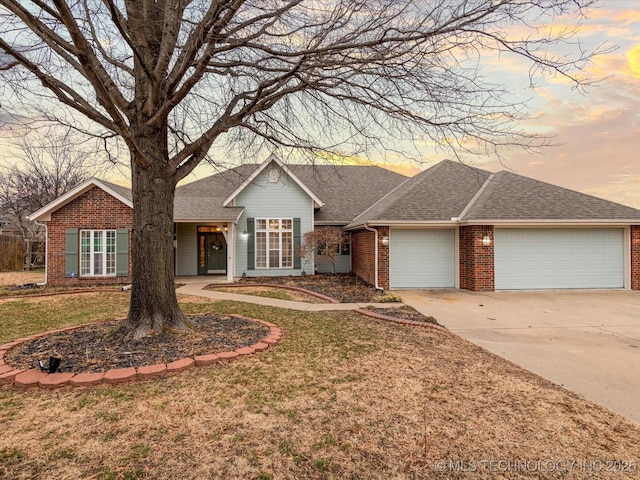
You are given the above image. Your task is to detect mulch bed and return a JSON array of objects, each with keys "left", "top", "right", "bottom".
[
  {"left": 363, "top": 306, "right": 439, "bottom": 324},
  {"left": 4, "top": 315, "right": 270, "bottom": 374},
  {"left": 237, "top": 273, "right": 397, "bottom": 303}
]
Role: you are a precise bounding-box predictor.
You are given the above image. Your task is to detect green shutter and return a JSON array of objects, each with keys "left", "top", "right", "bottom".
[
  {"left": 116, "top": 229, "right": 129, "bottom": 276},
  {"left": 247, "top": 218, "right": 255, "bottom": 270},
  {"left": 65, "top": 229, "right": 78, "bottom": 277},
  {"left": 293, "top": 218, "right": 301, "bottom": 269}
]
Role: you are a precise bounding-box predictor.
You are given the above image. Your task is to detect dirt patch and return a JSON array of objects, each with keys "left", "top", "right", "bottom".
[
  {"left": 363, "top": 305, "right": 439, "bottom": 324},
  {"left": 238, "top": 273, "right": 399, "bottom": 303},
  {"left": 4, "top": 315, "right": 270, "bottom": 374}
]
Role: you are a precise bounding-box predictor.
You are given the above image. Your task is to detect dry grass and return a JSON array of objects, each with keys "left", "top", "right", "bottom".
[
  {"left": 0, "top": 270, "right": 45, "bottom": 287},
  {"left": 214, "top": 285, "right": 330, "bottom": 303},
  {"left": 0, "top": 293, "right": 130, "bottom": 344},
  {"left": 1, "top": 296, "right": 639, "bottom": 479}
]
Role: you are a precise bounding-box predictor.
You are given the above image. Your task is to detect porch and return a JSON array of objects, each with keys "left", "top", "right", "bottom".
[{"left": 175, "top": 222, "right": 237, "bottom": 282}]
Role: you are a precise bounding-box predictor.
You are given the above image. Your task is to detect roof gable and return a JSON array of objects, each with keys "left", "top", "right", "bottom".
[
  {"left": 347, "top": 159, "right": 640, "bottom": 227},
  {"left": 348, "top": 160, "right": 490, "bottom": 226},
  {"left": 28, "top": 178, "right": 133, "bottom": 222},
  {"left": 175, "top": 161, "right": 406, "bottom": 224},
  {"left": 223, "top": 154, "right": 323, "bottom": 208}
]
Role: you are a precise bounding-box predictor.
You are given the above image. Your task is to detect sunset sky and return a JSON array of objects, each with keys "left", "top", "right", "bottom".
[
  {"left": 185, "top": 0, "right": 640, "bottom": 209},
  {"left": 380, "top": 0, "right": 640, "bottom": 209},
  {"left": 473, "top": 1, "right": 640, "bottom": 209},
  {"left": 2, "top": 1, "right": 639, "bottom": 209}
]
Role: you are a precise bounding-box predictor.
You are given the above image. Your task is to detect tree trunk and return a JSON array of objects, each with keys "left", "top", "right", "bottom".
[
  {"left": 120, "top": 126, "right": 187, "bottom": 339},
  {"left": 24, "top": 239, "right": 32, "bottom": 271}
]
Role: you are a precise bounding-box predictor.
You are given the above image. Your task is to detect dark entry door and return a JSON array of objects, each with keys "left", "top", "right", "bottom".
[{"left": 198, "top": 230, "right": 227, "bottom": 274}]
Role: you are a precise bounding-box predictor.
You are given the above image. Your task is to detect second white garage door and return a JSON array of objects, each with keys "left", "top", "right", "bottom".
[
  {"left": 494, "top": 228, "right": 624, "bottom": 290},
  {"left": 389, "top": 229, "right": 455, "bottom": 288}
]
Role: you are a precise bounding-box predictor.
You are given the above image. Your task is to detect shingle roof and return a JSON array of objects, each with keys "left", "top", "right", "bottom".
[
  {"left": 464, "top": 171, "right": 640, "bottom": 221},
  {"left": 348, "top": 160, "right": 491, "bottom": 225},
  {"left": 86, "top": 178, "right": 245, "bottom": 221},
  {"left": 174, "top": 165, "right": 255, "bottom": 221},
  {"left": 175, "top": 163, "right": 407, "bottom": 224},
  {"left": 43, "top": 160, "right": 640, "bottom": 225},
  {"left": 100, "top": 179, "right": 133, "bottom": 202},
  {"left": 288, "top": 165, "right": 407, "bottom": 223},
  {"left": 346, "top": 159, "right": 640, "bottom": 227},
  {"left": 174, "top": 196, "right": 244, "bottom": 222}
]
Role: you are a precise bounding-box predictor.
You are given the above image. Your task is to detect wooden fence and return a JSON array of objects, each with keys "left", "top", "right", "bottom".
[{"left": 0, "top": 235, "right": 24, "bottom": 271}]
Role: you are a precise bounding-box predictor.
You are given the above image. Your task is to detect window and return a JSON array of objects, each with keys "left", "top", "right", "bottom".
[
  {"left": 317, "top": 236, "right": 350, "bottom": 255},
  {"left": 255, "top": 218, "right": 293, "bottom": 268},
  {"left": 80, "top": 230, "right": 116, "bottom": 276}
]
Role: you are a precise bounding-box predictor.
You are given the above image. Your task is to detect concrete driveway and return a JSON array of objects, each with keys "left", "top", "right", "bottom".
[{"left": 397, "top": 289, "right": 640, "bottom": 424}]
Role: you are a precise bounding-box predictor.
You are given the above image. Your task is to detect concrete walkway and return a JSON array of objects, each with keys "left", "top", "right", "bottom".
[{"left": 176, "top": 281, "right": 400, "bottom": 312}]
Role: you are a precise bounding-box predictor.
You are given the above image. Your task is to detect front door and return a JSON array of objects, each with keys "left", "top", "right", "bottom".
[{"left": 198, "top": 229, "right": 227, "bottom": 275}]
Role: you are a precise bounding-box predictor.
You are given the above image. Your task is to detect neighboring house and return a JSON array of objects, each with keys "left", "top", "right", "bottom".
[{"left": 29, "top": 156, "right": 640, "bottom": 291}]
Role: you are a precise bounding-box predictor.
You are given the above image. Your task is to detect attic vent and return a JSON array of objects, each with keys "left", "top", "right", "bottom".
[{"left": 269, "top": 167, "right": 280, "bottom": 183}]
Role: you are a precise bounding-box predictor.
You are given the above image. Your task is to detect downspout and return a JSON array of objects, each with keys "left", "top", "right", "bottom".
[
  {"left": 363, "top": 223, "right": 383, "bottom": 291},
  {"left": 34, "top": 221, "right": 48, "bottom": 286}
]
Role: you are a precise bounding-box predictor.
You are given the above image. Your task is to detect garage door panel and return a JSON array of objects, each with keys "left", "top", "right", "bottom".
[
  {"left": 495, "top": 229, "right": 624, "bottom": 290},
  {"left": 389, "top": 229, "right": 455, "bottom": 289}
]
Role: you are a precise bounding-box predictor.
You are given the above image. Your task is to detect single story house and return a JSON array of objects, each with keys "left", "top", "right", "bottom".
[{"left": 29, "top": 155, "right": 640, "bottom": 291}]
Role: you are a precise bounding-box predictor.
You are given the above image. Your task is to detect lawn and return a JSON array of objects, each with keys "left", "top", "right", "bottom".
[{"left": 1, "top": 291, "right": 639, "bottom": 479}]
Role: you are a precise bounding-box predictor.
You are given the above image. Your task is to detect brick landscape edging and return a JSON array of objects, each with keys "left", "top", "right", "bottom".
[
  {"left": 355, "top": 308, "right": 447, "bottom": 331},
  {"left": 208, "top": 283, "right": 341, "bottom": 304},
  {"left": 0, "top": 315, "right": 281, "bottom": 389}
]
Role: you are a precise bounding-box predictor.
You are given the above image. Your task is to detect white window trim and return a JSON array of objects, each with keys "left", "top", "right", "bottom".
[
  {"left": 255, "top": 218, "right": 293, "bottom": 269},
  {"left": 80, "top": 229, "right": 117, "bottom": 277}
]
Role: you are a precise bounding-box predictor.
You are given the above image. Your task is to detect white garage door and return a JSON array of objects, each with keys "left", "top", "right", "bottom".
[
  {"left": 495, "top": 228, "right": 624, "bottom": 290},
  {"left": 389, "top": 229, "right": 455, "bottom": 288}
]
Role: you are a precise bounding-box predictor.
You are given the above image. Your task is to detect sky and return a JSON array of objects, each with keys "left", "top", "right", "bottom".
[
  {"left": 184, "top": 0, "right": 640, "bottom": 209},
  {"left": 477, "top": 1, "right": 640, "bottom": 209},
  {"left": 379, "top": 0, "right": 640, "bottom": 209},
  {"left": 1, "top": 1, "right": 639, "bottom": 209}
]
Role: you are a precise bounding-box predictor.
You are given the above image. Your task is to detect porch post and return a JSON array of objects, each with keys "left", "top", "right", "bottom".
[{"left": 227, "top": 223, "right": 235, "bottom": 282}]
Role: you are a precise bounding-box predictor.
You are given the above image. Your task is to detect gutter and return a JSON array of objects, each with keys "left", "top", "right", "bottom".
[
  {"left": 363, "top": 223, "right": 383, "bottom": 291},
  {"left": 33, "top": 221, "right": 48, "bottom": 286}
]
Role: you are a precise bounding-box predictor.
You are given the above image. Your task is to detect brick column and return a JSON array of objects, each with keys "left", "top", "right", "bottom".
[
  {"left": 459, "top": 225, "right": 495, "bottom": 292},
  {"left": 351, "top": 229, "right": 375, "bottom": 286},
  {"left": 377, "top": 226, "right": 390, "bottom": 290},
  {"left": 632, "top": 226, "right": 640, "bottom": 291}
]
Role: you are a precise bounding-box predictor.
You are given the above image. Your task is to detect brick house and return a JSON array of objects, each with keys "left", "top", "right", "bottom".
[{"left": 30, "top": 156, "right": 640, "bottom": 291}]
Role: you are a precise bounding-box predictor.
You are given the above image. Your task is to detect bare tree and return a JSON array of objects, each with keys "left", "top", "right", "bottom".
[
  {"left": 0, "top": 0, "right": 601, "bottom": 338},
  {"left": 0, "top": 127, "right": 103, "bottom": 269},
  {"left": 298, "top": 227, "right": 349, "bottom": 275}
]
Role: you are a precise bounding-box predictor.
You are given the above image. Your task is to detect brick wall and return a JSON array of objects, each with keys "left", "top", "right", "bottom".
[
  {"left": 632, "top": 226, "right": 640, "bottom": 291},
  {"left": 459, "top": 225, "right": 494, "bottom": 292},
  {"left": 46, "top": 186, "right": 133, "bottom": 286},
  {"left": 377, "top": 226, "right": 389, "bottom": 290},
  {"left": 350, "top": 226, "right": 389, "bottom": 290},
  {"left": 351, "top": 228, "right": 375, "bottom": 286}
]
